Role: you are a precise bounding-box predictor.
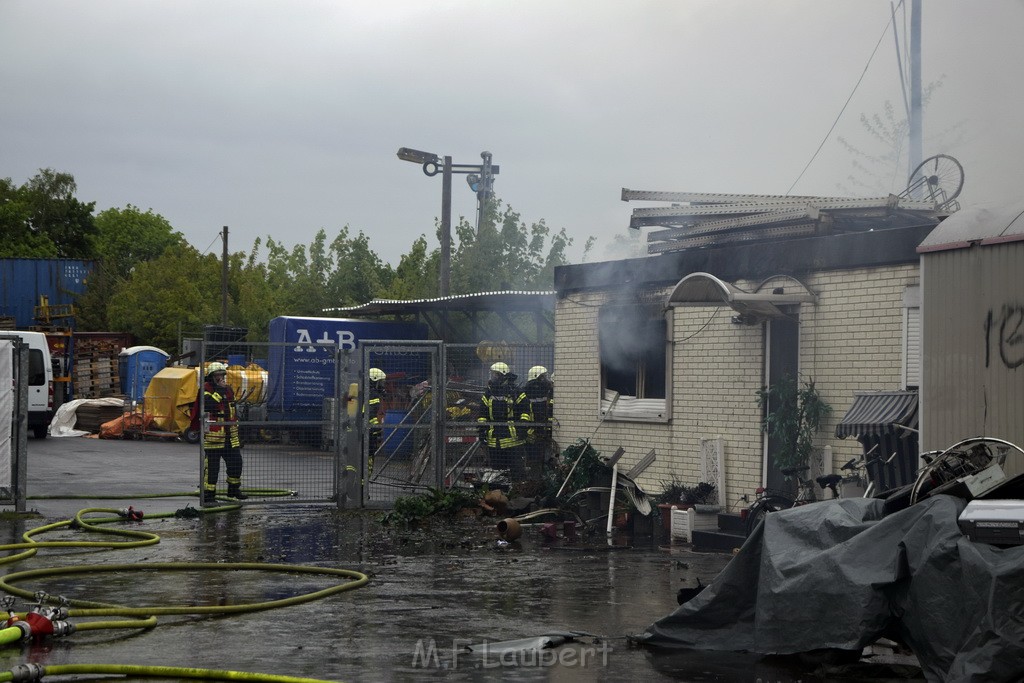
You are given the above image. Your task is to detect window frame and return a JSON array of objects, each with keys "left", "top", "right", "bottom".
[{"left": 597, "top": 303, "right": 671, "bottom": 423}]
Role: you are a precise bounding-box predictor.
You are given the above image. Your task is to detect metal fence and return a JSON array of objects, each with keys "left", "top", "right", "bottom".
[
  {"left": 361, "top": 341, "right": 555, "bottom": 506},
  {"left": 192, "top": 339, "right": 554, "bottom": 509},
  {"left": 198, "top": 340, "right": 345, "bottom": 506}
]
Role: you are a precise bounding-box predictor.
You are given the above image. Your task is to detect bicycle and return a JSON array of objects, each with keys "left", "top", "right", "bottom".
[
  {"left": 744, "top": 452, "right": 899, "bottom": 536},
  {"left": 743, "top": 465, "right": 819, "bottom": 537},
  {"left": 817, "top": 448, "right": 898, "bottom": 500}
]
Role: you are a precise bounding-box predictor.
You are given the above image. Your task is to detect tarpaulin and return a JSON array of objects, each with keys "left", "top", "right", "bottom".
[
  {"left": 634, "top": 496, "right": 1024, "bottom": 682},
  {"left": 144, "top": 367, "right": 200, "bottom": 434}
]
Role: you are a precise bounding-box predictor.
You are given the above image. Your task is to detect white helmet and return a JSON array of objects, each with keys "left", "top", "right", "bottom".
[
  {"left": 206, "top": 361, "right": 228, "bottom": 379},
  {"left": 369, "top": 368, "right": 386, "bottom": 382},
  {"left": 527, "top": 365, "right": 548, "bottom": 381},
  {"left": 490, "top": 362, "right": 510, "bottom": 375}
]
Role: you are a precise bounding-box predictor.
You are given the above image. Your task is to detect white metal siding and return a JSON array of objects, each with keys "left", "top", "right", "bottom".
[
  {"left": 905, "top": 306, "right": 921, "bottom": 388},
  {"left": 920, "top": 240, "right": 1024, "bottom": 461}
]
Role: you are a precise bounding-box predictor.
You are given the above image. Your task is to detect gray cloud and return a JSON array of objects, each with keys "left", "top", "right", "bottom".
[{"left": 2, "top": 1, "right": 1021, "bottom": 265}]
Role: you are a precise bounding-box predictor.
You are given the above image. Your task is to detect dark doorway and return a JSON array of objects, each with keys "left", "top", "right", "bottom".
[{"left": 765, "top": 315, "right": 800, "bottom": 492}]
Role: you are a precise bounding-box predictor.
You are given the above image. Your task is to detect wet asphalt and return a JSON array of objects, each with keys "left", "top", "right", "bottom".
[{"left": 5, "top": 436, "right": 915, "bottom": 682}]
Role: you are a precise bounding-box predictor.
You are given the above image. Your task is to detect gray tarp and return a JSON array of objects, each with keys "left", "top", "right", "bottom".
[{"left": 635, "top": 496, "right": 1024, "bottom": 682}]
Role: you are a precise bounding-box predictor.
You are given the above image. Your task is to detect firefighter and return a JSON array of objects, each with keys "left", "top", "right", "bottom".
[
  {"left": 367, "top": 368, "right": 386, "bottom": 470},
  {"left": 521, "top": 365, "right": 554, "bottom": 476},
  {"left": 202, "top": 362, "right": 247, "bottom": 503},
  {"left": 477, "top": 362, "right": 527, "bottom": 478}
]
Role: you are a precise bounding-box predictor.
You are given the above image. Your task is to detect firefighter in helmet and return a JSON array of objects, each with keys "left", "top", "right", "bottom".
[
  {"left": 367, "top": 368, "right": 386, "bottom": 471},
  {"left": 202, "top": 362, "right": 246, "bottom": 503},
  {"left": 477, "top": 362, "right": 528, "bottom": 478},
  {"left": 521, "top": 365, "right": 554, "bottom": 476}
]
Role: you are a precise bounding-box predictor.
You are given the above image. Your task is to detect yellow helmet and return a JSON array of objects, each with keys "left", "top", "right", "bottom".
[
  {"left": 527, "top": 365, "right": 548, "bottom": 381},
  {"left": 490, "top": 362, "right": 510, "bottom": 375},
  {"left": 369, "top": 368, "right": 386, "bottom": 382},
  {"left": 206, "top": 361, "right": 228, "bottom": 379}
]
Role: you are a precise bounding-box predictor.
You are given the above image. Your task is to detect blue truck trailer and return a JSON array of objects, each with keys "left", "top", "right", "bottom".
[{"left": 265, "top": 316, "right": 428, "bottom": 420}]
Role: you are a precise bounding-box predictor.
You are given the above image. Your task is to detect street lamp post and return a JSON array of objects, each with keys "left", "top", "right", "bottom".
[{"left": 397, "top": 147, "right": 498, "bottom": 297}]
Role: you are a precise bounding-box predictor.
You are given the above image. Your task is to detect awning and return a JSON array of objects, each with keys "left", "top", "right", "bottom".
[
  {"left": 835, "top": 390, "right": 918, "bottom": 439},
  {"left": 666, "top": 272, "right": 816, "bottom": 320}
]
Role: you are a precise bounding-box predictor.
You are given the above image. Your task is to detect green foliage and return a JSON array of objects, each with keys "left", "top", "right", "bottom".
[
  {"left": 2, "top": 168, "right": 574, "bottom": 348},
  {"left": 252, "top": 227, "right": 395, "bottom": 316},
  {"left": 544, "top": 439, "right": 611, "bottom": 500},
  {"left": 77, "top": 205, "right": 185, "bottom": 330},
  {"left": 380, "top": 236, "right": 438, "bottom": 300},
  {"left": 106, "top": 246, "right": 221, "bottom": 351},
  {"left": 756, "top": 375, "right": 832, "bottom": 474},
  {"left": 449, "top": 200, "right": 573, "bottom": 294},
  {"left": 688, "top": 482, "right": 717, "bottom": 505},
  {"left": 0, "top": 169, "right": 97, "bottom": 258},
  {"left": 383, "top": 487, "right": 480, "bottom": 525},
  {"left": 655, "top": 477, "right": 716, "bottom": 505}
]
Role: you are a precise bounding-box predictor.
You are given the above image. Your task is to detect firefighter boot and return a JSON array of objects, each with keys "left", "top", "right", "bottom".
[
  {"left": 202, "top": 488, "right": 217, "bottom": 505},
  {"left": 227, "top": 484, "right": 248, "bottom": 500}
]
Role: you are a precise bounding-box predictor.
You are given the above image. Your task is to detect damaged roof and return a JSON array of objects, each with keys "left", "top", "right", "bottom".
[{"left": 622, "top": 189, "right": 949, "bottom": 256}]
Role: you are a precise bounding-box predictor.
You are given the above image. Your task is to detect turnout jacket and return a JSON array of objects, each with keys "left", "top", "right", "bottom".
[
  {"left": 203, "top": 380, "right": 241, "bottom": 449},
  {"left": 477, "top": 377, "right": 527, "bottom": 449},
  {"left": 521, "top": 377, "right": 554, "bottom": 438}
]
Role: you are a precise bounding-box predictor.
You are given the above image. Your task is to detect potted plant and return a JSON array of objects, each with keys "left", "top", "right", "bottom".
[
  {"left": 689, "top": 481, "right": 720, "bottom": 513},
  {"left": 655, "top": 476, "right": 694, "bottom": 531},
  {"left": 756, "top": 375, "right": 832, "bottom": 476}
]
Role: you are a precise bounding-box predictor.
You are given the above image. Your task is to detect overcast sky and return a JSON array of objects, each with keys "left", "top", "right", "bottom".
[{"left": 2, "top": 1, "right": 1021, "bottom": 267}]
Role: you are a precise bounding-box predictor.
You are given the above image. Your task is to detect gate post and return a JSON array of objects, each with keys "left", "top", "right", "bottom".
[{"left": 337, "top": 349, "right": 361, "bottom": 509}]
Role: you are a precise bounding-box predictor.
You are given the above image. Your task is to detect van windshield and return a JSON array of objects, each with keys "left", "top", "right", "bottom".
[{"left": 28, "top": 349, "right": 46, "bottom": 385}]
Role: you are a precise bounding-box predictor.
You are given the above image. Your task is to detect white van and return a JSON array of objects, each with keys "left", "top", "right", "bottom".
[{"left": 0, "top": 331, "right": 54, "bottom": 438}]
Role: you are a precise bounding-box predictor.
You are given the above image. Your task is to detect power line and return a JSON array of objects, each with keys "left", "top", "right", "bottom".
[{"left": 786, "top": 4, "right": 903, "bottom": 195}]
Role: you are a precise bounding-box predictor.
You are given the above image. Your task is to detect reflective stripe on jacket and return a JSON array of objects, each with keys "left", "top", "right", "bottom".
[
  {"left": 204, "top": 383, "right": 241, "bottom": 449},
  {"left": 477, "top": 383, "right": 527, "bottom": 449}
]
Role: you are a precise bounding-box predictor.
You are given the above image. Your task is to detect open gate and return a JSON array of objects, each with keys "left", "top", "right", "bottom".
[{"left": 361, "top": 341, "right": 444, "bottom": 507}]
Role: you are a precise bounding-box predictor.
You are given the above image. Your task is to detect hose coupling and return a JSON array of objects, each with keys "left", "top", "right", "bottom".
[
  {"left": 6, "top": 620, "right": 32, "bottom": 640},
  {"left": 9, "top": 663, "right": 44, "bottom": 682},
  {"left": 50, "top": 596, "right": 70, "bottom": 621},
  {"left": 49, "top": 620, "right": 75, "bottom": 637},
  {"left": 119, "top": 506, "right": 144, "bottom": 521}
]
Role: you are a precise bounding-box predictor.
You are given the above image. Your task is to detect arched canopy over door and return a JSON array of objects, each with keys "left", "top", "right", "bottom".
[{"left": 666, "top": 272, "right": 816, "bottom": 321}]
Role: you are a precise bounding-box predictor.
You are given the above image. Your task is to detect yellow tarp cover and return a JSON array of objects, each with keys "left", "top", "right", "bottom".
[
  {"left": 226, "top": 364, "right": 268, "bottom": 404},
  {"left": 144, "top": 367, "right": 200, "bottom": 434}
]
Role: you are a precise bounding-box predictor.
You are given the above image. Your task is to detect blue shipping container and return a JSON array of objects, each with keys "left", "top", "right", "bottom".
[
  {"left": 266, "top": 316, "right": 428, "bottom": 420},
  {"left": 0, "top": 259, "right": 94, "bottom": 329}
]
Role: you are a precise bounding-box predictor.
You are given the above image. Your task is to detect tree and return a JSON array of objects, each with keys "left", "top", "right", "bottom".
[
  {"left": 0, "top": 169, "right": 97, "bottom": 258},
  {"left": 382, "top": 236, "right": 438, "bottom": 300},
  {"left": 106, "top": 247, "right": 221, "bottom": 352},
  {"left": 77, "top": 205, "right": 186, "bottom": 330},
  {"left": 449, "top": 200, "right": 574, "bottom": 294}
]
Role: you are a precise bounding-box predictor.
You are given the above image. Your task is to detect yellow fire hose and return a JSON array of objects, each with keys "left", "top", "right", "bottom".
[{"left": 0, "top": 502, "right": 369, "bottom": 682}]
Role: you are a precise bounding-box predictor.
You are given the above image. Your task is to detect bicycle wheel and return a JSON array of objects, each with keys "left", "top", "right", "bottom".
[
  {"left": 905, "top": 154, "right": 964, "bottom": 209},
  {"left": 744, "top": 495, "right": 792, "bottom": 537}
]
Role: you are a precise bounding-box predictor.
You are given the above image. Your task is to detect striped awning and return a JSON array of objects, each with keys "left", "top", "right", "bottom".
[{"left": 835, "top": 391, "right": 919, "bottom": 439}]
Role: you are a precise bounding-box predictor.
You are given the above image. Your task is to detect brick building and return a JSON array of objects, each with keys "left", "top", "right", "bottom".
[{"left": 552, "top": 192, "right": 945, "bottom": 507}]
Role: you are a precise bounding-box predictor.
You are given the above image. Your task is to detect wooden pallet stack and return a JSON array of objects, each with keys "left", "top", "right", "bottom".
[{"left": 73, "top": 337, "right": 123, "bottom": 398}]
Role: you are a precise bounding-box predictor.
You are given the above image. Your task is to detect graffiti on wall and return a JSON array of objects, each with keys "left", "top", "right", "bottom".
[{"left": 984, "top": 304, "right": 1024, "bottom": 370}]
